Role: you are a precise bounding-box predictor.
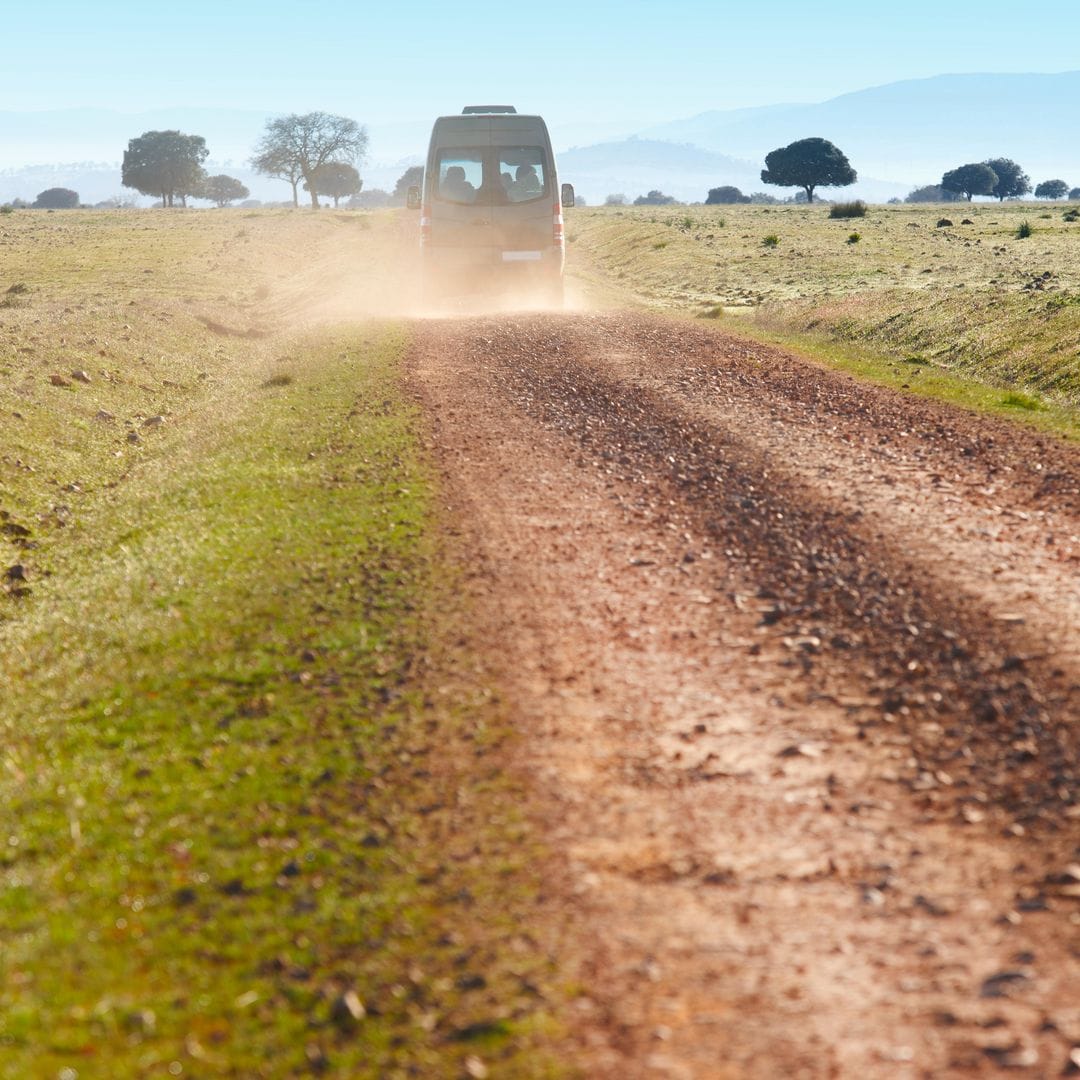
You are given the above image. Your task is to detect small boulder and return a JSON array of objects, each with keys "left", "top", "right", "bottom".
[
  {"left": 70, "top": 370, "right": 92, "bottom": 384},
  {"left": 49, "top": 374, "right": 71, "bottom": 387}
]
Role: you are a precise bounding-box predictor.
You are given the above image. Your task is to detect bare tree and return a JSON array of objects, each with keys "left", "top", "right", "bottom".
[
  {"left": 251, "top": 112, "right": 367, "bottom": 210},
  {"left": 250, "top": 143, "right": 304, "bottom": 207}
]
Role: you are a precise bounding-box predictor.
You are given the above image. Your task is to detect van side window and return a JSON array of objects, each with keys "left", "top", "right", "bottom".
[
  {"left": 498, "top": 147, "right": 547, "bottom": 203},
  {"left": 436, "top": 150, "right": 484, "bottom": 204}
]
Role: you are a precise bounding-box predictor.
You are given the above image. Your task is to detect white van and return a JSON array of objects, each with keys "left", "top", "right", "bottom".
[{"left": 408, "top": 106, "right": 574, "bottom": 306}]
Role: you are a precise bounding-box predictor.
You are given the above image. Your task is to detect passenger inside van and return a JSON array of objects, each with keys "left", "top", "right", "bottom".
[
  {"left": 441, "top": 165, "right": 476, "bottom": 203},
  {"left": 509, "top": 164, "right": 542, "bottom": 201}
]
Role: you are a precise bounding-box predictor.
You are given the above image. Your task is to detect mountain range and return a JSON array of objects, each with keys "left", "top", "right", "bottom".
[{"left": 2, "top": 72, "right": 1078, "bottom": 206}]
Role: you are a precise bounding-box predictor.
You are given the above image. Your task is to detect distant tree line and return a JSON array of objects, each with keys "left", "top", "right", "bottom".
[{"left": 898, "top": 158, "right": 1077, "bottom": 203}]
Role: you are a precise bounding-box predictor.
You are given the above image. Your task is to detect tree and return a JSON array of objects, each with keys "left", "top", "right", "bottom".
[
  {"left": 176, "top": 166, "right": 208, "bottom": 208},
  {"left": 203, "top": 174, "right": 251, "bottom": 207},
  {"left": 905, "top": 184, "right": 964, "bottom": 203},
  {"left": 251, "top": 112, "right": 367, "bottom": 210},
  {"left": 760, "top": 137, "right": 856, "bottom": 203},
  {"left": 393, "top": 165, "right": 424, "bottom": 202},
  {"left": 250, "top": 143, "right": 304, "bottom": 207},
  {"left": 983, "top": 158, "right": 1030, "bottom": 201},
  {"left": 633, "top": 190, "right": 677, "bottom": 206},
  {"left": 1034, "top": 179, "right": 1068, "bottom": 200},
  {"left": 122, "top": 130, "right": 208, "bottom": 207},
  {"left": 349, "top": 189, "right": 393, "bottom": 208},
  {"left": 32, "top": 187, "right": 79, "bottom": 209},
  {"left": 941, "top": 163, "right": 998, "bottom": 201},
  {"left": 604, "top": 193, "right": 627, "bottom": 206},
  {"left": 706, "top": 185, "right": 750, "bottom": 205},
  {"left": 1071, "top": 188, "right": 1080, "bottom": 201},
  {"left": 304, "top": 162, "right": 362, "bottom": 207}
]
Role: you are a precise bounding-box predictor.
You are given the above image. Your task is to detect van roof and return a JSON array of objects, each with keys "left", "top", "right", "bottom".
[{"left": 462, "top": 105, "right": 517, "bottom": 114}]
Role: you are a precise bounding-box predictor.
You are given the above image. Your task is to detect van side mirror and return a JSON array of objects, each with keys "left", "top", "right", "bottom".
[
  {"left": 561, "top": 183, "right": 575, "bottom": 209},
  {"left": 406, "top": 185, "right": 422, "bottom": 210}
]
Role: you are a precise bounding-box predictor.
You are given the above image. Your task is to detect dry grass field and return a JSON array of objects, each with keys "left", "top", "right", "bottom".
[{"left": 568, "top": 201, "right": 1080, "bottom": 427}]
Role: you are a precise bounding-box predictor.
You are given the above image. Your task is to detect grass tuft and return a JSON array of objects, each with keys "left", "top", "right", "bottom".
[
  {"left": 829, "top": 201, "right": 867, "bottom": 219},
  {"left": 762, "top": 234, "right": 779, "bottom": 247},
  {"left": 1000, "top": 390, "right": 1045, "bottom": 411},
  {"left": 1016, "top": 220, "right": 1034, "bottom": 239}
]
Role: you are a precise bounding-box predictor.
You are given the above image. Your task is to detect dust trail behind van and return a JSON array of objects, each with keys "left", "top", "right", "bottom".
[{"left": 411, "top": 107, "right": 574, "bottom": 307}]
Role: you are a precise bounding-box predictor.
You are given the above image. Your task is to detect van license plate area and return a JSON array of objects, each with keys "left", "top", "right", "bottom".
[{"left": 502, "top": 250, "right": 542, "bottom": 262}]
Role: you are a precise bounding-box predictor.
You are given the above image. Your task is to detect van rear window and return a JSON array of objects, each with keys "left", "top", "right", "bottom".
[
  {"left": 436, "top": 149, "right": 484, "bottom": 204},
  {"left": 434, "top": 147, "right": 548, "bottom": 205},
  {"left": 497, "top": 147, "right": 547, "bottom": 204}
]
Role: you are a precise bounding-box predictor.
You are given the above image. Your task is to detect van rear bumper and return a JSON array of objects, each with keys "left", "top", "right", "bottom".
[
  {"left": 421, "top": 246, "right": 563, "bottom": 299},
  {"left": 422, "top": 246, "right": 563, "bottom": 275}
]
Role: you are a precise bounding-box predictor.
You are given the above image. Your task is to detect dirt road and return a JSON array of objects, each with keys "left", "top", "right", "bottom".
[{"left": 408, "top": 310, "right": 1080, "bottom": 1078}]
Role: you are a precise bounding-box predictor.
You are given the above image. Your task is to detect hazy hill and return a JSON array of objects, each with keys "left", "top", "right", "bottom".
[
  {"left": 643, "top": 71, "right": 1080, "bottom": 186},
  {"left": 4, "top": 73, "right": 1079, "bottom": 207}
]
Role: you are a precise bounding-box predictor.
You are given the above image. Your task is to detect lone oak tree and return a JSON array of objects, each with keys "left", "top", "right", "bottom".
[
  {"left": 203, "top": 174, "right": 250, "bottom": 207},
  {"left": 122, "top": 130, "right": 208, "bottom": 207},
  {"left": 1034, "top": 179, "right": 1069, "bottom": 200},
  {"left": 760, "top": 137, "right": 856, "bottom": 203},
  {"left": 941, "top": 163, "right": 998, "bottom": 201},
  {"left": 252, "top": 113, "right": 367, "bottom": 210}
]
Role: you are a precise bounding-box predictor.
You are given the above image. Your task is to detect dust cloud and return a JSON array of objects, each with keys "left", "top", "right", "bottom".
[{"left": 237, "top": 211, "right": 586, "bottom": 334}]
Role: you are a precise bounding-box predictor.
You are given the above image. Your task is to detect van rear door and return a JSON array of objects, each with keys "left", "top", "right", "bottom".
[
  {"left": 428, "top": 139, "right": 494, "bottom": 257},
  {"left": 489, "top": 117, "right": 555, "bottom": 264}
]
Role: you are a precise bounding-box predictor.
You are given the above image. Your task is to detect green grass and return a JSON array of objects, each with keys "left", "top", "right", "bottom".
[
  {"left": 0, "top": 211, "right": 565, "bottom": 1078},
  {"left": 567, "top": 202, "right": 1080, "bottom": 425}
]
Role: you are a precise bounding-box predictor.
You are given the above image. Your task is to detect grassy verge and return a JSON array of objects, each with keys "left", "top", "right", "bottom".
[
  {"left": 567, "top": 202, "right": 1080, "bottom": 433},
  {"left": 1, "top": 212, "right": 563, "bottom": 1078}
]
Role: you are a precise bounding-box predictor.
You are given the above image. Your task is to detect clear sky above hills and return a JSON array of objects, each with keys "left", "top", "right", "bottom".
[{"left": 5, "top": 0, "right": 1077, "bottom": 129}]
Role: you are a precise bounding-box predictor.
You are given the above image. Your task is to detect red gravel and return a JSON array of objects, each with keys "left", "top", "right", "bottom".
[{"left": 409, "top": 310, "right": 1080, "bottom": 1079}]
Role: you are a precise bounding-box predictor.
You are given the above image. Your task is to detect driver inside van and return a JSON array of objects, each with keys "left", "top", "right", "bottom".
[{"left": 441, "top": 165, "right": 476, "bottom": 203}]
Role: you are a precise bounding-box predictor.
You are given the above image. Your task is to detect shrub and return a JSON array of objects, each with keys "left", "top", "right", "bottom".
[
  {"left": 0, "top": 205, "right": 13, "bottom": 216},
  {"left": 1064, "top": 209, "right": 1079, "bottom": 222},
  {"left": 706, "top": 185, "right": 750, "bottom": 205},
  {"left": 847, "top": 232, "right": 861, "bottom": 244},
  {"left": 906, "top": 184, "right": 963, "bottom": 203},
  {"left": 829, "top": 200, "right": 867, "bottom": 219},
  {"left": 1016, "top": 220, "right": 1033, "bottom": 239},
  {"left": 762, "top": 234, "right": 779, "bottom": 247},
  {"left": 936, "top": 218, "right": 954, "bottom": 228}
]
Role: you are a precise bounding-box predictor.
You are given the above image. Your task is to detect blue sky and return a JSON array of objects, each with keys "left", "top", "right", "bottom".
[{"left": 4, "top": 0, "right": 1078, "bottom": 129}]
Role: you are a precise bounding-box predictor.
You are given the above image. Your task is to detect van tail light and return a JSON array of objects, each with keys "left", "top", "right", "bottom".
[
  {"left": 553, "top": 200, "right": 564, "bottom": 247},
  {"left": 420, "top": 205, "right": 432, "bottom": 246}
]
